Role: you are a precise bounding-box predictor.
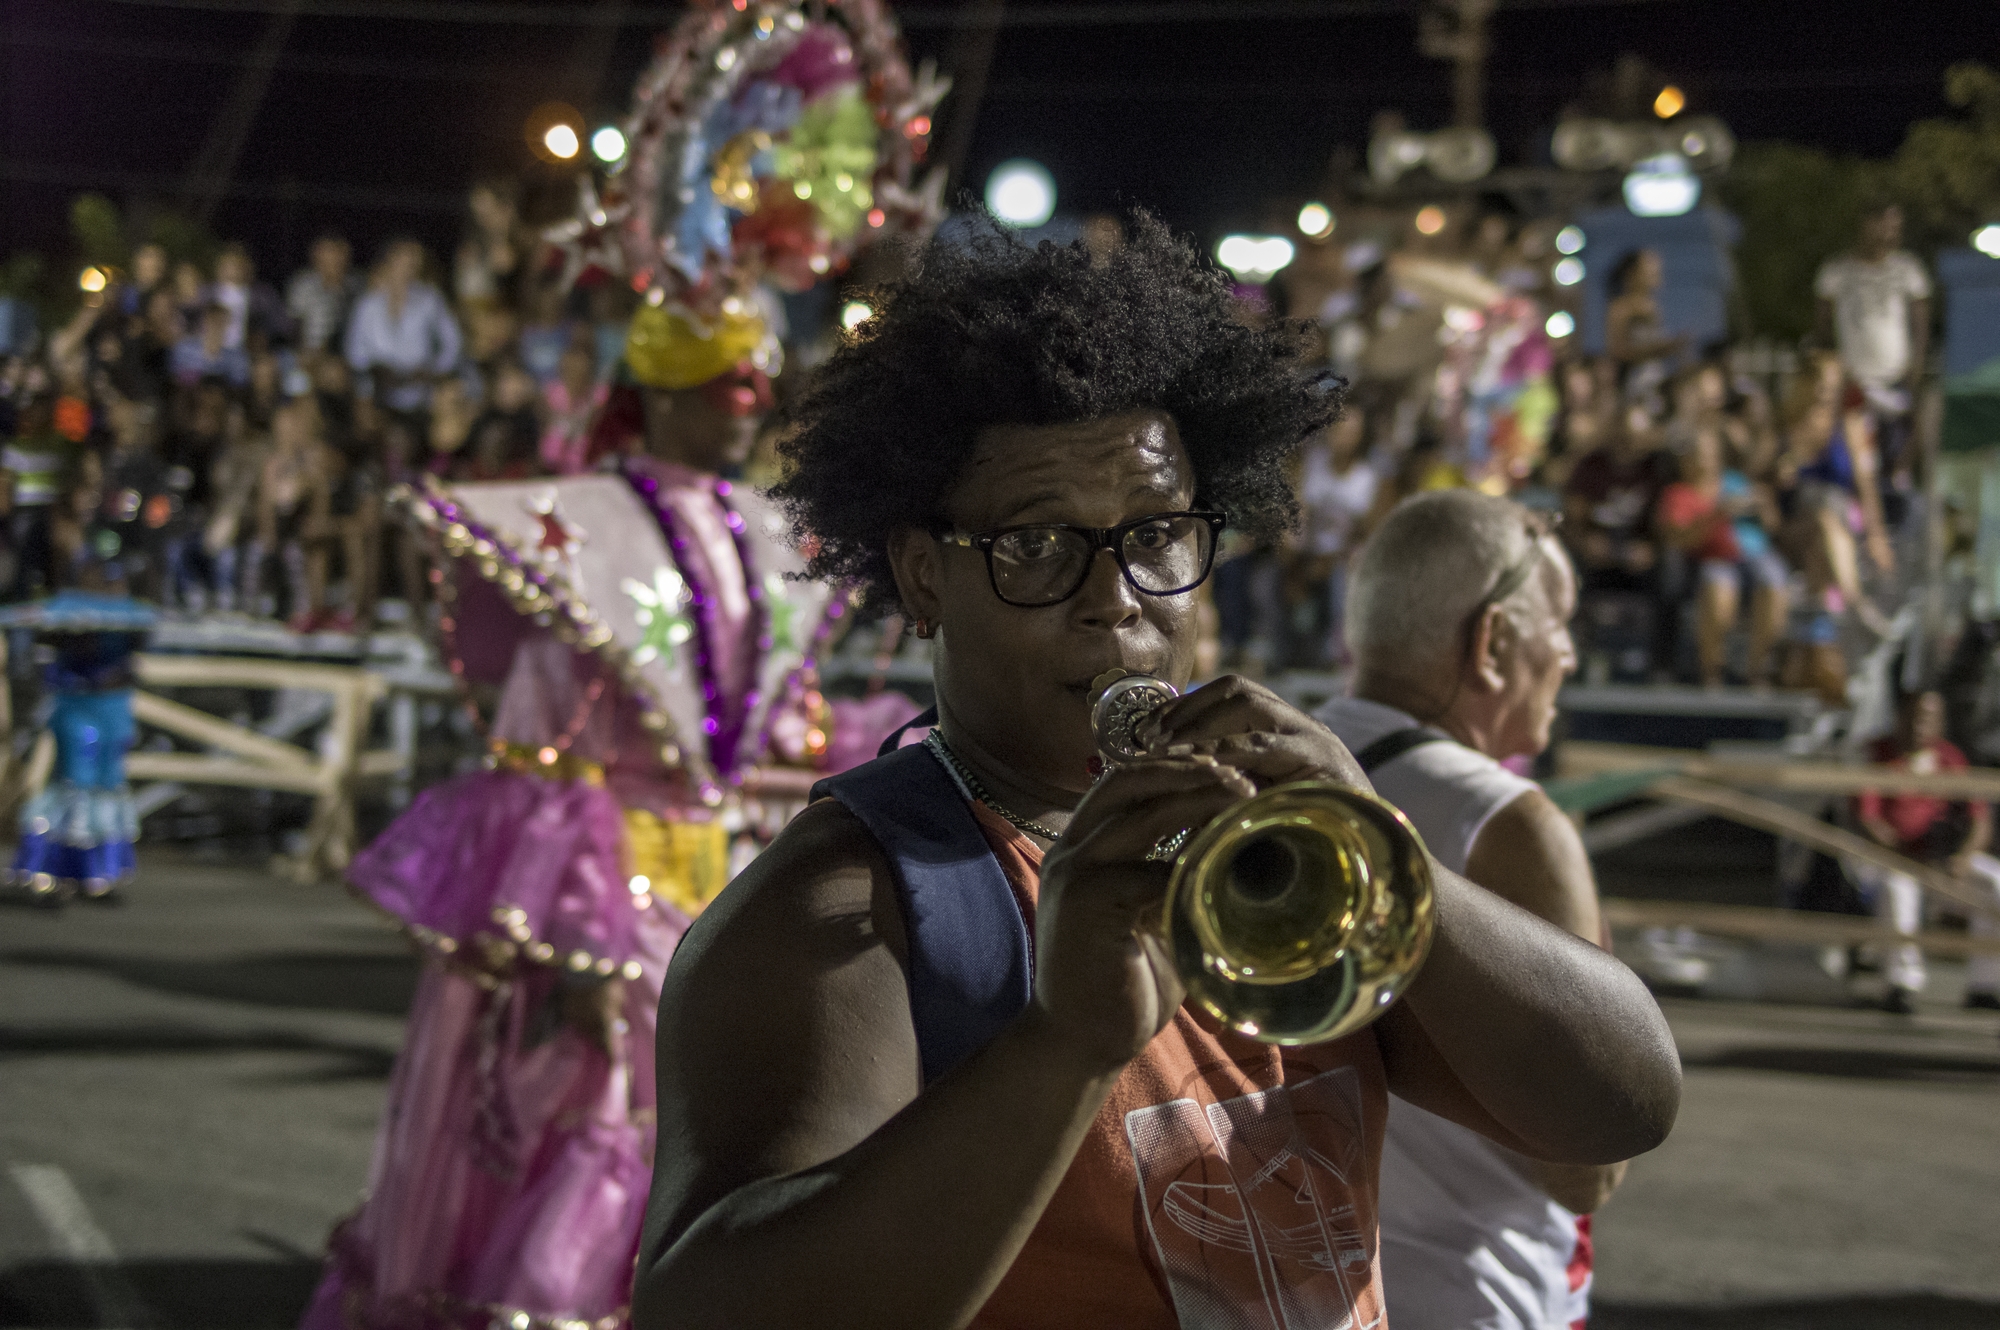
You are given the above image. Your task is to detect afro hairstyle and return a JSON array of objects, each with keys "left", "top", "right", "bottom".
[{"left": 769, "top": 210, "right": 1342, "bottom": 616}]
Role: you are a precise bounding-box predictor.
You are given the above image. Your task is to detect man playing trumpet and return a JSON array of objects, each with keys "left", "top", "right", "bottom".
[{"left": 633, "top": 215, "right": 1680, "bottom": 1329}]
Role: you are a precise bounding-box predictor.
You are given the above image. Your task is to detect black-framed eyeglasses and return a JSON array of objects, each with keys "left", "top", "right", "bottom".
[{"left": 941, "top": 511, "right": 1227, "bottom": 608}]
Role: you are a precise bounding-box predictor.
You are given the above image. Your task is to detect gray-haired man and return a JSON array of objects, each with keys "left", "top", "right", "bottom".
[{"left": 1318, "top": 488, "right": 1625, "bottom": 1330}]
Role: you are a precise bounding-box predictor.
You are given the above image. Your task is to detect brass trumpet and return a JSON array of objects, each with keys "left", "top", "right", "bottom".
[{"left": 1091, "top": 672, "right": 1436, "bottom": 1046}]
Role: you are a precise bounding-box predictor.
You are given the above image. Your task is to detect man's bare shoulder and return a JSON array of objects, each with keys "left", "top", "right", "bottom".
[
  {"left": 647, "top": 799, "right": 921, "bottom": 1259},
  {"left": 667, "top": 797, "right": 909, "bottom": 987},
  {"left": 1465, "top": 786, "right": 1600, "bottom": 942}
]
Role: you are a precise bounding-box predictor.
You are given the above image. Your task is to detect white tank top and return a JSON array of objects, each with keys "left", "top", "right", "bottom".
[{"left": 1316, "top": 696, "right": 1591, "bottom": 1330}]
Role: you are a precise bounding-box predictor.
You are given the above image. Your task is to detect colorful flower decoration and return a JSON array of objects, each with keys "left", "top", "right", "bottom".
[{"left": 549, "top": 0, "right": 950, "bottom": 391}]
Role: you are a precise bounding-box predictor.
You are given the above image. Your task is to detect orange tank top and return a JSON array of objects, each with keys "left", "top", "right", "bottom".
[{"left": 965, "top": 804, "right": 1391, "bottom": 1330}]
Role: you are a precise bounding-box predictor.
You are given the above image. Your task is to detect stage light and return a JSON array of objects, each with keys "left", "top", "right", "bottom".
[
  {"left": 1623, "top": 153, "right": 1701, "bottom": 218},
  {"left": 1216, "top": 234, "right": 1296, "bottom": 282},
  {"left": 841, "top": 300, "right": 874, "bottom": 330},
  {"left": 1297, "top": 202, "right": 1335, "bottom": 239},
  {"left": 1545, "top": 310, "right": 1576, "bottom": 338},
  {"left": 1973, "top": 224, "right": 2000, "bottom": 259},
  {"left": 1553, "top": 258, "right": 1585, "bottom": 287},
  {"left": 1555, "top": 225, "right": 1586, "bottom": 255},
  {"left": 1653, "top": 85, "right": 1686, "bottom": 119},
  {"left": 590, "top": 126, "right": 627, "bottom": 163},
  {"left": 1414, "top": 205, "right": 1447, "bottom": 236},
  {"left": 986, "top": 159, "right": 1056, "bottom": 228},
  {"left": 78, "top": 267, "right": 108, "bottom": 293},
  {"left": 544, "top": 124, "right": 580, "bottom": 160}
]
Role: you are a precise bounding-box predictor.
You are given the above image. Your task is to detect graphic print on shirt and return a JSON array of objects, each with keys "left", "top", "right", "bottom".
[{"left": 1125, "top": 1067, "right": 1380, "bottom": 1330}]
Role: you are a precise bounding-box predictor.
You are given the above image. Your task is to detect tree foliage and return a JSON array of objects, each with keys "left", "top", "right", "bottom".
[{"left": 1722, "top": 62, "right": 2000, "bottom": 341}]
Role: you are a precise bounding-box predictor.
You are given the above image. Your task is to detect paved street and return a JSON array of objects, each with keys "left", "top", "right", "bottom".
[{"left": 2, "top": 852, "right": 1997, "bottom": 1329}]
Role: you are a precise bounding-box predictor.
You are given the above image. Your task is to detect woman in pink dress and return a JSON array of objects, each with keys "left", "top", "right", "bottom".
[
  {"left": 298, "top": 361, "right": 918, "bottom": 1330},
  {"left": 301, "top": 4, "right": 942, "bottom": 1321}
]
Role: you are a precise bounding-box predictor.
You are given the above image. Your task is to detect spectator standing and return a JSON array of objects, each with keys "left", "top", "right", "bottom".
[
  {"left": 1851, "top": 689, "right": 1993, "bottom": 1013},
  {"left": 119, "top": 243, "right": 168, "bottom": 319},
  {"left": 287, "top": 234, "right": 361, "bottom": 357},
  {"left": 453, "top": 179, "right": 525, "bottom": 310},
  {"left": 1605, "top": 249, "right": 1687, "bottom": 416},
  {"left": 1815, "top": 204, "right": 1930, "bottom": 484},
  {"left": 212, "top": 244, "right": 288, "bottom": 351},
  {"left": 344, "top": 239, "right": 461, "bottom": 416},
  {"left": 169, "top": 260, "right": 208, "bottom": 337},
  {"left": 1296, "top": 406, "right": 1380, "bottom": 668}
]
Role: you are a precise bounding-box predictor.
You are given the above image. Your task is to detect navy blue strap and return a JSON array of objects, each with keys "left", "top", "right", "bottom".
[
  {"left": 810, "top": 744, "right": 1033, "bottom": 1086},
  {"left": 877, "top": 705, "right": 938, "bottom": 759}
]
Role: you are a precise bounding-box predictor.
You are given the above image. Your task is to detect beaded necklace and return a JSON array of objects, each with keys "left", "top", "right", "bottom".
[{"left": 924, "top": 729, "right": 1066, "bottom": 843}]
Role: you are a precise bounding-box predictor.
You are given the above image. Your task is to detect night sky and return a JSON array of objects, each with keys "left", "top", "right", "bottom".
[{"left": 2, "top": 0, "right": 1989, "bottom": 275}]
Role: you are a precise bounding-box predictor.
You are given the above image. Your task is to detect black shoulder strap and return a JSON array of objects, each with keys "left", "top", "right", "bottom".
[
  {"left": 1352, "top": 726, "right": 1448, "bottom": 775},
  {"left": 809, "top": 743, "right": 1032, "bottom": 1087}
]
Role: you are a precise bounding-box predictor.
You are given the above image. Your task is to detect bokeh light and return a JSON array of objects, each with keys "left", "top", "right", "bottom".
[
  {"left": 1973, "top": 224, "right": 2000, "bottom": 258},
  {"left": 1553, "top": 257, "right": 1586, "bottom": 286},
  {"left": 1216, "top": 234, "right": 1296, "bottom": 282},
  {"left": 986, "top": 160, "right": 1056, "bottom": 228},
  {"left": 1555, "top": 225, "right": 1586, "bottom": 255},
  {"left": 543, "top": 125, "right": 580, "bottom": 160},
  {"left": 1545, "top": 310, "right": 1577, "bottom": 338},
  {"left": 1654, "top": 85, "right": 1686, "bottom": 119},
  {"left": 590, "top": 126, "right": 627, "bottom": 163},
  {"left": 1414, "top": 205, "right": 1447, "bottom": 236},
  {"left": 841, "top": 301, "right": 875, "bottom": 330},
  {"left": 1297, "top": 202, "right": 1335, "bottom": 239}
]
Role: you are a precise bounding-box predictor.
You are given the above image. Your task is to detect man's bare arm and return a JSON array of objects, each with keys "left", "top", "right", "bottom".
[
  {"left": 1373, "top": 855, "right": 1680, "bottom": 1168},
  {"left": 1463, "top": 789, "right": 1633, "bottom": 1211}
]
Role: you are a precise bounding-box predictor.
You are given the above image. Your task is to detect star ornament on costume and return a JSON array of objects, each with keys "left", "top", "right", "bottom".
[
  {"left": 625, "top": 567, "right": 696, "bottom": 669},
  {"left": 527, "top": 492, "right": 586, "bottom": 568},
  {"left": 761, "top": 572, "right": 797, "bottom": 652},
  {"left": 544, "top": 176, "right": 633, "bottom": 289}
]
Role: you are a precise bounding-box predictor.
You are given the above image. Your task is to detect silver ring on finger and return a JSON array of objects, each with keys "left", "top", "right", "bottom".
[{"left": 1146, "top": 827, "right": 1194, "bottom": 863}]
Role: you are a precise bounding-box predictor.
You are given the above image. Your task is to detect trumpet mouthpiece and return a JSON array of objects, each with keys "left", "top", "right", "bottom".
[{"left": 1090, "top": 671, "right": 1179, "bottom": 764}]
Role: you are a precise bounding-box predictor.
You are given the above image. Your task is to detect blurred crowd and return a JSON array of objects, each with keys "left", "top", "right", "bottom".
[
  {"left": 0, "top": 180, "right": 653, "bottom": 632},
  {"left": 1225, "top": 201, "right": 1947, "bottom": 706},
  {"left": 0, "top": 182, "right": 1963, "bottom": 702}
]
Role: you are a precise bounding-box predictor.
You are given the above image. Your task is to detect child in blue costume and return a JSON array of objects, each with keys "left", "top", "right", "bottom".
[{"left": 4, "top": 455, "right": 155, "bottom": 903}]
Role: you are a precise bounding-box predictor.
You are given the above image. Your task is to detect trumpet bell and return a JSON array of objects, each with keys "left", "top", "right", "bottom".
[{"left": 1166, "top": 781, "right": 1434, "bottom": 1046}]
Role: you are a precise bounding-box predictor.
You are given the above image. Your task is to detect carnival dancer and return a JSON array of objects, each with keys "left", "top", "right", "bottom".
[
  {"left": 300, "top": 4, "right": 943, "bottom": 1327},
  {"left": 628, "top": 213, "right": 1680, "bottom": 1329},
  {"left": 5, "top": 452, "right": 153, "bottom": 905},
  {"left": 1320, "top": 489, "right": 1625, "bottom": 1330}
]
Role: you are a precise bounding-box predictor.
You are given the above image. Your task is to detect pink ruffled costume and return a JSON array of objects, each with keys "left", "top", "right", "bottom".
[
  {"left": 299, "top": 638, "right": 684, "bottom": 1330},
  {"left": 301, "top": 462, "right": 917, "bottom": 1330}
]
